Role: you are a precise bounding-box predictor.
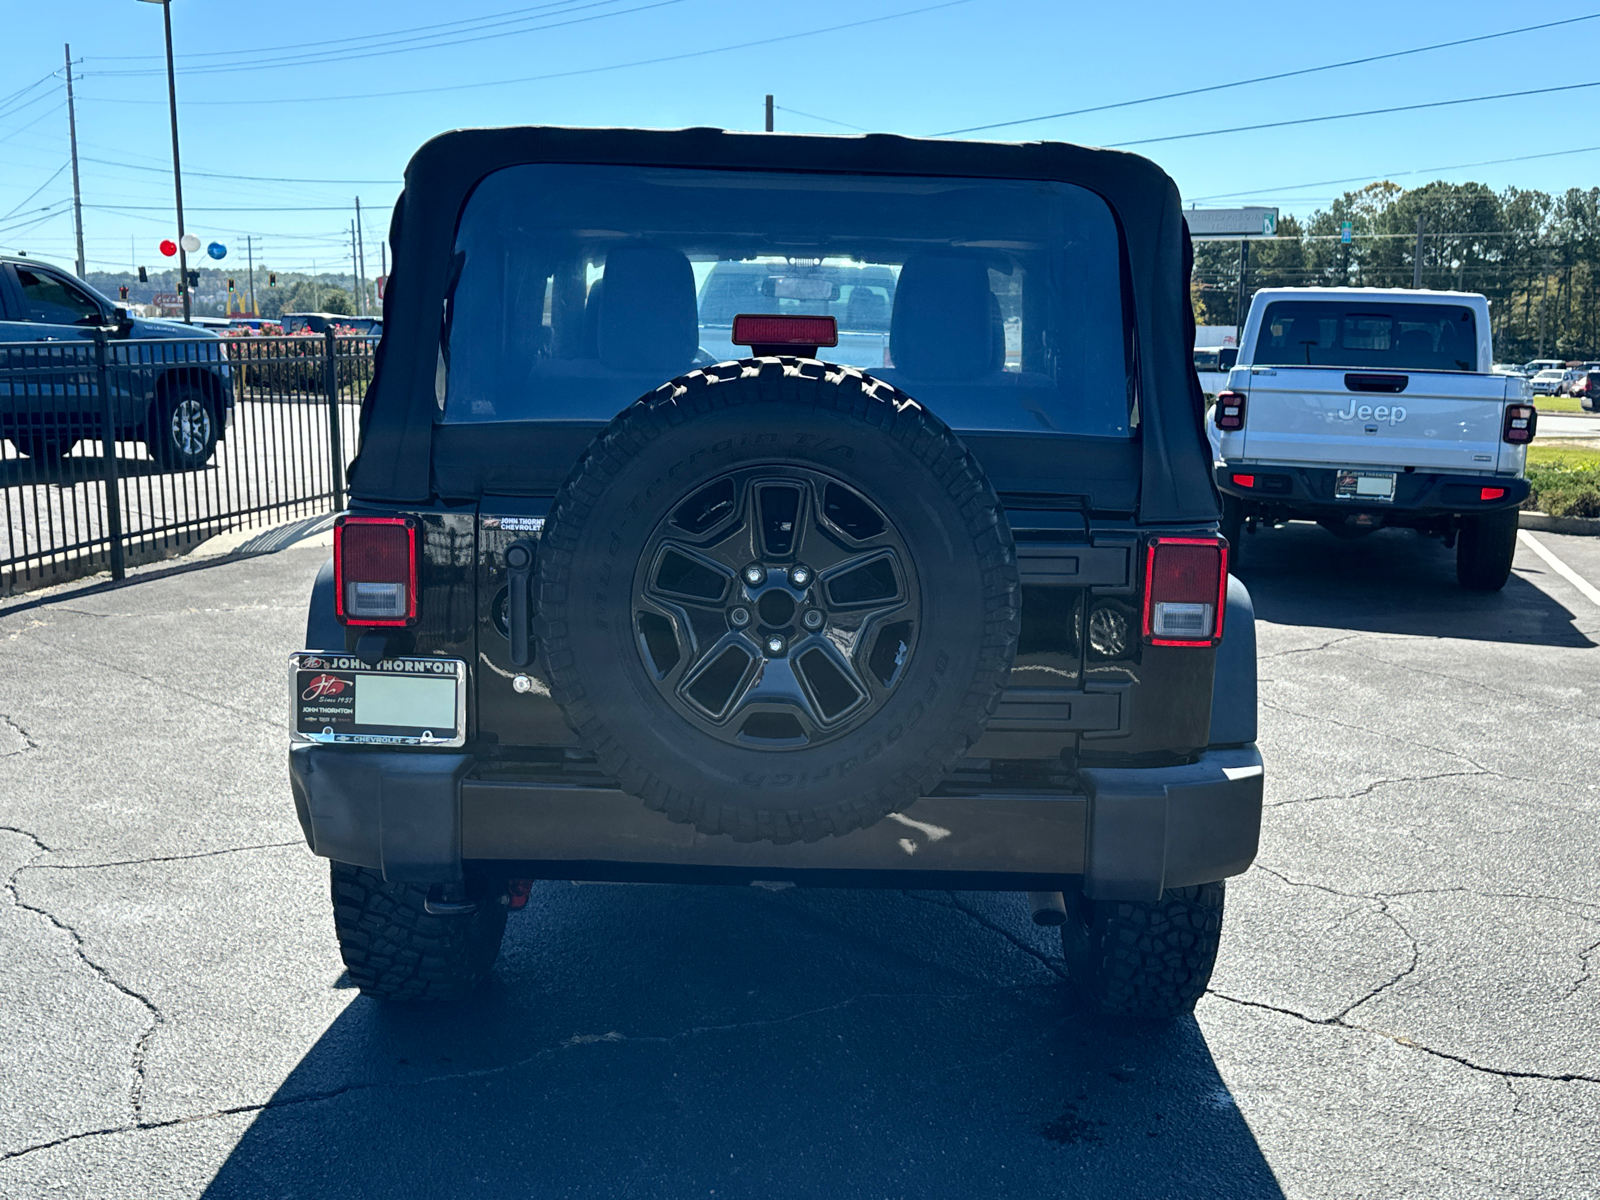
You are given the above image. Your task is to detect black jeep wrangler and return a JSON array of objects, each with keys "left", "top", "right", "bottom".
[{"left": 288, "top": 127, "right": 1263, "bottom": 1019}]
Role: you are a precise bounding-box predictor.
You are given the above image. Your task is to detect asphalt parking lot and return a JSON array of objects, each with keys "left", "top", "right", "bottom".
[{"left": 1, "top": 522, "right": 1597, "bottom": 1199}]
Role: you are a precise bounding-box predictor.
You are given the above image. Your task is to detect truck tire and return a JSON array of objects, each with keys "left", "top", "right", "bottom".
[
  {"left": 1060, "top": 882, "right": 1225, "bottom": 1020},
  {"left": 1220, "top": 494, "right": 1245, "bottom": 564},
  {"left": 1456, "top": 507, "right": 1519, "bottom": 591},
  {"left": 535, "top": 357, "right": 1021, "bottom": 844},
  {"left": 149, "top": 381, "right": 219, "bottom": 470},
  {"left": 329, "top": 863, "right": 507, "bottom": 1002}
]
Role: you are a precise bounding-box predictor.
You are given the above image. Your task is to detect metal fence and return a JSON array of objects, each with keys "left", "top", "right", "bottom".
[{"left": 1, "top": 331, "right": 369, "bottom": 596}]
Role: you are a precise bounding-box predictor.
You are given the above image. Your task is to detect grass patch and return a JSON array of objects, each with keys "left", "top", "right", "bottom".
[
  {"left": 1533, "top": 394, "right": 1583, "bottom": 412},
  {"left": 1525, "top": 442, "right": 1600, "bottom": 517}
]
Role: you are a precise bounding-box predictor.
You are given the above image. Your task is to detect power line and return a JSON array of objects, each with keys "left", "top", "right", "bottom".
[
  {"left": 1105, "top": 80, "right": 1600, "bottom": 149},
  {"left": 1188, "top": 145, "right": 1600, "bottom": 203},
  {"left": 90, "top": 0, "right": 687, "bottom": 77},
  {"left": 91, "top": 0, "right": 635, "bottom": 61},
  {"left": 929, "top": 12, "right": 1600, "bottom": 137},
  {"left": 80, "top": 156, "right": 398, "bottom": 186},
  {"left": 1, "top": 161, "right": 69, "bottom": 221},
  {"left": 87, "top": 204, "right": 367, "bottom": 213},
  {"left": 773, "top": 105, "right": 869, "bottom": 132},
  {"left": 0, "top": 102, "right": 66, "bottom": 147},
  {"left": 78, "top": 0, "right": 974, "bottom": 107}
]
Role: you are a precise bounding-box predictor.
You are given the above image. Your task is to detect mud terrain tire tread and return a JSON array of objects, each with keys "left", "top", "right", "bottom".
[
  {"left": 1456, "top": 507, "right": 1518, "bottom": 591},
  {"left": 535, "top": 357, "right": 1020, "bottom": 845},
  {"left": 1061, "top": 882, "right": 1225, "bottom": 1020},
  {"left": 329, "top": 862, "right": 507, "bottom": 1002}
]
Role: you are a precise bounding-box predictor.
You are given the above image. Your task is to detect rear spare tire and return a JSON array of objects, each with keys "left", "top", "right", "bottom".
[
  {"left": 536, "top": 358, "right": 1021, "bottom": 843},
  {"left": 1456, "top": 507, "right": 1518, "bottom": 591}
]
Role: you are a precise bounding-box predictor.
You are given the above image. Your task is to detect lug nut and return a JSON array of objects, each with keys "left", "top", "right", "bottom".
[
  {"left": 766, "top": 636, "right": 785, "bottom": 654},
  {"left": 789, "top": 566, "right": 811, "bottom": 586},
  {"left": 802, "top": 609, "right": 824, "bottom": 630},
  {"left": 743, "top": 565, "right": 765, "bottom": 586},
  {"left": 730, "top": 607, "right": 750, "bottom": 627}
]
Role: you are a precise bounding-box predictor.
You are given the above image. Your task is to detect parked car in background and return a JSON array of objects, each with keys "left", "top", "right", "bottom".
[
  {"left": 0, "top": 253, "right": 232, "bottom": 468},
  {"left": 695, "top": 261, "right": 899, "bottom": 367},
  {"left": 280, "top": 312, "right": 381, "bottom": 337},
  {"left": 1581, "top": 370, "right": 1600, "bottom": 411},
  {"left": 1530, "top": 368, "right": 1568, "bottom": 396},
  {"left": 1210, "top": 286, "right": 1535, "bottom": 590},
  {"left": 1522, "top": 358, "right": 1567, "bottom": 376}
]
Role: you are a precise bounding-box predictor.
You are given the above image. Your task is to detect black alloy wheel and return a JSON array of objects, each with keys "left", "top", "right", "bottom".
[
  {"left": 150, "top": 382, "right": 219, "bottom": 470},
  {"left": 633, "top": 466, "right": 920, "bottom": 750}
]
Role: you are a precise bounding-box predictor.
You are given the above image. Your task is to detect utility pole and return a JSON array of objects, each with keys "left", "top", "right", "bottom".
[
  {"left": 64, "top": 45, "right": 86, "bottom": 279},
  {"left": 1412, "top": 214, "right": 1426, "bottom": 289},
  {"left": 354, "top": 197, "right": 368, "bottom": 317},
  {"left": 349, "top": 219, "right": 360, "bottom": 315},
  {"left": 765, "top": 94, "right": 774, "bottom": 132},
  {"left": 245, "top": 235, "right": 256, "bottom": 316},
  {"left": 139, "top": 0, "right": 192, "bottom": 324},
  {"left": 1233, "top": 239, "right": 1250, "bottom": 348}
]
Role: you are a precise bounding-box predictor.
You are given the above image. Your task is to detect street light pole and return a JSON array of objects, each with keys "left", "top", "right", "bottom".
[{"left": 141, "top": 0, "right": 190, "bottom": 324}]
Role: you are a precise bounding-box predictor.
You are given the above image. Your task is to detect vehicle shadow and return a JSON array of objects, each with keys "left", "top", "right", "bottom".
[
  {"left": 1235, "top": 521, "right": 1593, "bottom": 647},
  {"left": 0, "top": 454, "right": 188, "bottom": 487},
  {"left": 199, "top": 885, "right": 1284, "bottom": 1199}
]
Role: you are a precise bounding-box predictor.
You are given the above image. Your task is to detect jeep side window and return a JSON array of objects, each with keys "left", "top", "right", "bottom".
[{"left": 16, "top": 267, "right": 102, "bottom": 325}]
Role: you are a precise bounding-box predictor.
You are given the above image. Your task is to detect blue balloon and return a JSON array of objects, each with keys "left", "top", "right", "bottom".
[{"left": 206, "top": 241, "right": 227, "bottom": 260}]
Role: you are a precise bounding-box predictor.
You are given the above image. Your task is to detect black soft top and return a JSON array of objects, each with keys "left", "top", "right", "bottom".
[{"left": 352, "top": 126, "right": 1214, "bottom": 523}]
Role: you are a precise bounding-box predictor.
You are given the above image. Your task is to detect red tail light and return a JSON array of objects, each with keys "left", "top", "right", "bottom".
[
  {"left": 1480, "top": 486, "right": 1506, "bottom": 501},
  {"left": 1231, "top": 473, "right": 1256, "bottom": 489},
  {"left": 1142, "top": 537, "right": 1228, "bottom": 647},
  {"left": 334, "top": 516, "right": 417, "bottom": 627},
  {"left": 1215, "top": 390, "right": 1247, "bottom": 431},
  {"left": 1502, "top": 404, "right": 1536, "bottom": 444}
]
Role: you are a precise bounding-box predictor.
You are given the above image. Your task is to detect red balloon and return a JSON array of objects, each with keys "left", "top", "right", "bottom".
[{"left": 159, "top": 239, "right": 177, "bottom": 257}]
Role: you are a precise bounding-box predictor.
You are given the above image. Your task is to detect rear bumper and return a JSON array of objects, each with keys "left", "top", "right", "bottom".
[
  {"left": 288, "top": 745, "right": 1263, "bottom": 901},
  {"left": 1216, "top": 463, "right": 1528, "bottom": 518}
]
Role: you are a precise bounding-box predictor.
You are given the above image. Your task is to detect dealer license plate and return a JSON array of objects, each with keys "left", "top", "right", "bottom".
[
  {"left": 1334, "top": 470, "right": 1396, "bottom": 502},
  {"left": 289, "top": 653, "right": 466, "bottom": 747}
]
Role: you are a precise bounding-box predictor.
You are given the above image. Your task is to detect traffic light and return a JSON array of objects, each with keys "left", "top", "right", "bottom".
[
  {"left": 227, "top": 278, "right": 235, "bottom": 291},
  {"left": 137, "top": 266, "right": 148, "bottom": 283},
  {"left": 268, "top": 272, "right": 277, "bottom": 287},
  {"left": 187, "top": 270, "right": 199, "bottom": 288},
  {"left": 118, "top": 286, "right": 129, "bottom": 301}
]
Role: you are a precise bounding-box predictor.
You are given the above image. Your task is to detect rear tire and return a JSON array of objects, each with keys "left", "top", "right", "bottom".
[
  {"left": 329, "top": 862, "right": 507, "bottom": 1002},
  {"left": 1060, "top": 883, "right": 1225, "bottom": 1020},
  {"left": 1456, "top": 507, "right": 1519, "bottom": 591}
]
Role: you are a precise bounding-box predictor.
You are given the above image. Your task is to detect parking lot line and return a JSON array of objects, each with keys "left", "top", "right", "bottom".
[{"left": 1518, "top": 529, "right": 1600, "bottom": 608}]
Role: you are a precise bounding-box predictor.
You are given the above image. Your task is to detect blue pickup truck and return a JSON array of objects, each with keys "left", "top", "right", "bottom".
[{"left": 1, "top": 254, "right": 232, "bottom": 468}]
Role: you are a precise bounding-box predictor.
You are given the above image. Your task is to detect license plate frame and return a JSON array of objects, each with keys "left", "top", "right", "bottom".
[
  {"left": 1334, "top": 470, "right": 1397, "bottom": 503},
  {"left": 289, "top": 653, "right": 466, "bottom": 747}
]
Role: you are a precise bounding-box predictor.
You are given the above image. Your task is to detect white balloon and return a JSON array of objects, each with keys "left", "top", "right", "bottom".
[{"left": 179, "top": 233, "right": 201, "bottom": 253}]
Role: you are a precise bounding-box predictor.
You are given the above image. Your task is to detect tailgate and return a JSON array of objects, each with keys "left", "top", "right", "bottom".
[{"left": 1239, "top": 367, "right": 1506, "bottom": 471}]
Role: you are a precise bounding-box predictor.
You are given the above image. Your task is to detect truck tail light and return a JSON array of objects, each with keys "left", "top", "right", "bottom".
[
  {"left": 1480, "top": 487, "right": 1506, "bottom": 501},
  {"left": 1143, "top": 537, "right": 1227, "bottom": 647},
  {"left": 1502, "top": 404, "right": 1536, "bottom": 444},
  {"left": 1231, "top": 473, "right": 1256, "bottom": 488},
  {"left": 334, "top": 516, "right": 417, "bottom": 626},
  {"left": 1215, "top": 390, "right": 1247, "bottom": 431}
]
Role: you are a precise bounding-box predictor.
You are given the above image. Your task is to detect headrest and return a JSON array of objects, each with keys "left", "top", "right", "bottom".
[
  {"left": 889, "top": 254, "right": 995, "bottom": 380},
  {"left": 597, "top": 244, "right": 697, "bottom": 374}
]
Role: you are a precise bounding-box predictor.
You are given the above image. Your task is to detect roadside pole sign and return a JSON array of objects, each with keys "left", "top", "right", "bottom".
[
  {"left": 1185, "top": 206, "right": 1281, "bottom": 240},
  {"left": 1341, "top": 221, "right": 1353, "bottom": 244}
]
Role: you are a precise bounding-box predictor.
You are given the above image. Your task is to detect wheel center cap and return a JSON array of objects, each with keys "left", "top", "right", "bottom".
[{"left": 756, "top": 588, "right": 796, "bottom": 627}]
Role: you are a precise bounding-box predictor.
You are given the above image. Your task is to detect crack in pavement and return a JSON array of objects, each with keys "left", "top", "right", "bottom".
[
  {"left": 1256, "top": 633, "right": 1371, "bottom": 661},
  {"left": 0, "top": 984, "right": 1025, "bottom": 1165},
  {"left": 1, "top": 713, "right": 38, "bottom": 756},
  {"left": 1562, "top": 936, "right": 1600, "bottom": 1000},
  {"left": 22, "top": 840, "right": 302, "bottom": 872},
  {"left": 1349, "top": 651, "right": 1600, "bottom": 725},
  {"left": 15, "top": 632, "right": 287, "bottom": 733},
  {"left": 1236, "top": 863, "right": 1600, "bottom": 1079},
  {"left": 901, "top": 891, "right": 1069, "bottom": 981},
  {"left": 1206, "top": 989, "right": 1600, "bottom": 1087},
  {"left": 1268, "top": 769, "right": 1488, "bottom": 809},
  {"left": 2, "top": 823, "right": 167, "bottom": 1130}
]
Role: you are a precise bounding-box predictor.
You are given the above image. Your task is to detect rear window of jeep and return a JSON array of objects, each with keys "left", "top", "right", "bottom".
[
  {"left": 441, "top": 164, "right": 1131, "bottom": 438},
  {"left": 1254, "top": 301, "right": 1477, "bottom": 372}
]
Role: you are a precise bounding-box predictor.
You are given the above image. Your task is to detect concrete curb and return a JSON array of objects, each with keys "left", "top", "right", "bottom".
[{"left": 1520, "top": 510, "right": 1600, "bottom": 536}]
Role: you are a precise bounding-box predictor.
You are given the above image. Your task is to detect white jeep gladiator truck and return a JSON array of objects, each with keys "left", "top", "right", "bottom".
[{"left": 1209, "top": 287, "right": 1536, "bottom": 590}]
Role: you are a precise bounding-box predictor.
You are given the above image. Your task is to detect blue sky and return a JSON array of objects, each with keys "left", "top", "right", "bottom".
[{"left": 4, "top": 0, "right": 1599, "bottom": 275}]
